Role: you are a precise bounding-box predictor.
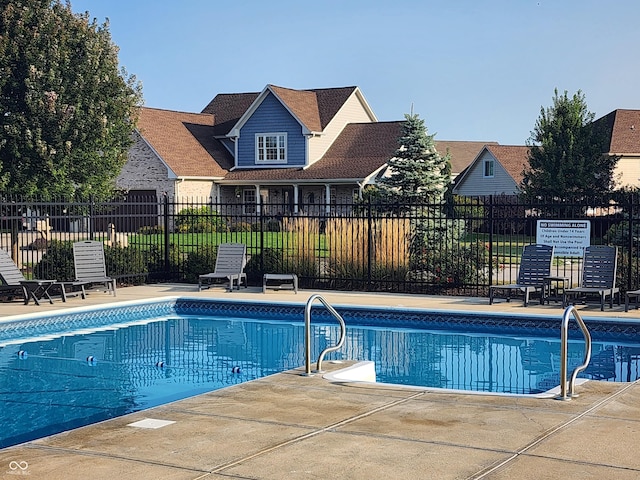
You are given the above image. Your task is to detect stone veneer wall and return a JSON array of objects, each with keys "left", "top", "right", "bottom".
[{"left": 117, "top": 133, "right": 176, "bottom": 197}]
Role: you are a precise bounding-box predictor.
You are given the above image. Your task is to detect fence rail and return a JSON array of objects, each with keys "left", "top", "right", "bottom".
[{"left": 1, "top": 193, "right": 639, "bottom": 296}]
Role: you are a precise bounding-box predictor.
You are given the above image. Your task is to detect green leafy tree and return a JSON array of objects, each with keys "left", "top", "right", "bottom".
[
  {"left": 522, "top": 89, "right": 616, "bottom": 199},
  {"left": 380, "top": 113, "right": 451, "bottom": 202},
  {"left": 0, "top": 0, "right": 143, "bottom": 199}
]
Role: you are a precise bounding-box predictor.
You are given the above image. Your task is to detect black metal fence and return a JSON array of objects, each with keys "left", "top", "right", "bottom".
[{"left": 1, "top": 193, "right": 639, "bottom": 296}]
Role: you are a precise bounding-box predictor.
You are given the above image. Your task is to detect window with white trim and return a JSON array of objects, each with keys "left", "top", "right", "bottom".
[
  {"left": 243, "top": 188, "right": 256, "bottom": 214},
  {"left": 483, "top": 159, "right": 494, "bottom": 178},
  {"left": 256, "top": 133, "right": 287, "bottom": 163}
]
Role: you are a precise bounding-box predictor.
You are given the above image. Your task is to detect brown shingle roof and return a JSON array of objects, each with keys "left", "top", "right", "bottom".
[
  {"left": 201, "top": 92, "right": 260, "bottom": 136},
  {"left": 137, "top": 107, "right": 232, "bottom": 177},
  {"left": 200, "top": 85, "right": 360, "bottom": 137},
  {"left": 223, "top": 121, "right": 403, "bottom": 182},
  {"left": 435, "top": 140, "right": 498, "bottom": 174},
  {"left": 485, "top": 145, "right": 530, "bottom": 185},
  {"left": 595, "top": 109, "right": 640, "bottom": 154},
  {"left": 269, "top": 85, "right": 322, "bottom": 132}
]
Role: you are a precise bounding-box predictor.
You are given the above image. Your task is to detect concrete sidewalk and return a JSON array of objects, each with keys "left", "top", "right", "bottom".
[{"left": 1, "top": 285, "right": 639, "bottom": 479}]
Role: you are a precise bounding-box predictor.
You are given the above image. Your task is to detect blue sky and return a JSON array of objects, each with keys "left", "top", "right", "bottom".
[{"left": 72, "top": 0, "right": 640, "bottom": 145}]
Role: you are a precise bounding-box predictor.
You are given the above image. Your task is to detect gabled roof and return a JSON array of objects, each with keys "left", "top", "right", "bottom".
[
  {"left": 485, "top": 144, "right": 530, "bottom": 185},
  {"left": 453, "top": 144, "right": 530, "bottom": 192},
  {"left": 222, "top": 121, "right": 403, "bottom": 183},
  {"left": 201, "top": 92, "right": 260, "bottom": 136},
  {"left": 136, "top": 107, "right": 233, "bottom": 177},
  {"left": 207, "top": 85, "right": 374, "bottom": 138},
  {"left": 594, "top": 109, "right": 640, "bottom": 154},
  {"left": 435, "top": 140, "right": 499, "bottom": 174}
]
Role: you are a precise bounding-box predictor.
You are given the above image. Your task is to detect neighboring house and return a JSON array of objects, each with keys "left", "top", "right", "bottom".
[
  {"left": 451, "top": 109, "right": 640, "bottom": 197},
  {"left": 119, "top": 84, "right": 491, "bottom": 215},
  {"left": 594, "top": 109, "right": 640, "bottom": 188},
  {"left": 452, "top": 145, "right": 530, "bottom": 196}
]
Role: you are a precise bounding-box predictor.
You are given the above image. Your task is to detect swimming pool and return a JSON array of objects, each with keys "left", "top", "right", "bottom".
[{"left": 1, "top": 297, "right": 639, "bottom": 449}]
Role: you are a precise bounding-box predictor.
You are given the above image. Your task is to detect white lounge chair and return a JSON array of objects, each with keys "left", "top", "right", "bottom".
[{"left": 198, "top": 243, "right": 247, "bottom": 292}]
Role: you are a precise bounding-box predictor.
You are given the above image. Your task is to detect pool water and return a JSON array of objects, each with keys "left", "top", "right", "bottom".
[{"left": 1, "top": 307, "right": 639, "bottom": 449}]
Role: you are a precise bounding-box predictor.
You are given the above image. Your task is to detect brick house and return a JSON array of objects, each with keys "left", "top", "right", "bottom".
[{"left": 118, "top": 84, "right": 490, "bottom": 214}]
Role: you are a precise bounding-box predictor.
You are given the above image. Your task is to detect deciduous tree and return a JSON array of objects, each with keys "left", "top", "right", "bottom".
[{"left": 0, "top": 0, "right": 142, "bottom": 199}]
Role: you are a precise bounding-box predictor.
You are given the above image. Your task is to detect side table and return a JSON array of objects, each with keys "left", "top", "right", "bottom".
[
  {"left": 263, "top": 273, "right": 298, "bottom": 294},
  {"left": 543, "top": 276, "right": 569, "bottom": 306}
]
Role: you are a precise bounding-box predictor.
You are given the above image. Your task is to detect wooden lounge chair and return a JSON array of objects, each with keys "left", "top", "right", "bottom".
[
  {"left": 198, "top": 243, "right": 247, "bottom": 292},
  {"left": 563, "top": 245, "right": 619, "bottom": 311},
  {"left": 0, "top": 248, "right": 81, "bottom": 304},
  {"left": 73, "top": 240, "right": 116, "bottom": 296},
  {"left": 489, "top": 244, "right": 554, "bottom": 307}
]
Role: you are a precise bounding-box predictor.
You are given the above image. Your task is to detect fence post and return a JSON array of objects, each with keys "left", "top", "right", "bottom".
[
  {"left": 367, "top": 197, "right": 373, "bottom": 289},
  {"left": 628, "top": 191, "right": 635, "bottom": 292},
  {"left": 89, "top": 195, "right": 95, "bottom": 240},
  {"left": 488, "top": 195, "right": 494, "bottom": 287},
  {"left": 260, "top": 199, "right": 265, "bottom": 273},
  {"left": 163, "top": 194, "right": 170, "bottom": 276}
]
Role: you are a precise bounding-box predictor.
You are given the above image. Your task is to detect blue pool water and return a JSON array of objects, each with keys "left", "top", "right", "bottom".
[{"left": 1, "top": 298, "right": 639, "bottom": 449}]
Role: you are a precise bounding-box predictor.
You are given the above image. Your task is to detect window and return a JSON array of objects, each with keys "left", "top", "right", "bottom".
[
  {"left": 243, "top": 188, "right": 256, "bottom": 214},
  {"left": 256, "top": 133, "right": 287, "bottom": 163},
  {"left": 483, "top": 159, "right": 494, "bottom": 178}
]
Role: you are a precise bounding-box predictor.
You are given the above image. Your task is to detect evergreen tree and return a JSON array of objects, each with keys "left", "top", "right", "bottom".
[
  {"left": 381, "top": 113, "right": 451, "bottom": 202},
  {"left": 522, "top": 89, "right": 616, "bottom": 199},
  {"left": 0, "top": 0, "right": 143, "bottom": 198}
]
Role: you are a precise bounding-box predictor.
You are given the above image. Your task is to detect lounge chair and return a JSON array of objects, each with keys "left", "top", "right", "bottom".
[
  {"left": 489, "top": 244, "right": 554, "bottom": 307},
  {"left": 198, "top": 243, "right": 247, "bottom": 292},
  {"left": 0, "top": 248, "right": 83, "bottom": 305},
  {"left": 73, "top": 240, "right": 116, "bottom": 296},
  {"left": 625, "top": 289, "right": 640, "bottom": 312},
  {"left": 563, "top": 245, "right": 619, "bottom": 311}
]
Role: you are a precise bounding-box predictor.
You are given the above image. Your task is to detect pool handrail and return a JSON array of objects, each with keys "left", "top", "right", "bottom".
[
  {"left": 558, "top": 305, "right": 592, "bottom": 400},
  {"left": 303, "top": 294, "right": 346, "bottom": 375}
]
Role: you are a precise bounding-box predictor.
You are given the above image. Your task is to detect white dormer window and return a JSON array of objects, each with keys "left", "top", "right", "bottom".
[
  {"left": 256, "top": 133, "right": 287, "bottom": 163},
  {"left": 483, "top": 159, "right": 494, "bottom": 178}
]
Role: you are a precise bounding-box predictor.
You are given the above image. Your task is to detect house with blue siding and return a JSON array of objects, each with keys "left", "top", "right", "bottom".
[{"left": 119, "top": 84, "right": 490, "bottom": 215}]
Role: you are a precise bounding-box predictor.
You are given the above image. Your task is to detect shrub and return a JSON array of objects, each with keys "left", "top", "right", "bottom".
[
  {"left": 104, "top": 245, "right": 147, "bottom": 285},
  {"left": 138, "top": 225, "right": 164, "bottom": 235},
  {"left": 183, "top": 244, "right": 218, "bottom": 283},
  {"left": 229, "top": 221, "right": 252, "bottom": 232},
  {"left": 245, "top": 248, "right": 284, "bottom": 283},
  {"left": 175, "top": 206, "right": 226, "bottom": 233},
  {"left": 33, "top": 240, "right": 75, "bottom": 281}
]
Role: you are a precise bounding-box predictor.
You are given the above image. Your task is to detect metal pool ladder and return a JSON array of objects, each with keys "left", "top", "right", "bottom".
[
  {"left": 302, "top": 294, "right": 346, "bottom": 376},
  {"left": 557, "top": 305, "right": 592, "bottom": 400}
]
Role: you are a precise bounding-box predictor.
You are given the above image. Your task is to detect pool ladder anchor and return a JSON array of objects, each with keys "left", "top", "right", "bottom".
[
  {"left": 557, "top": 305, "right": 592, "bottom": 401},
  {"left": 302, "top": 294, "right": 346, "bottom": 376}
]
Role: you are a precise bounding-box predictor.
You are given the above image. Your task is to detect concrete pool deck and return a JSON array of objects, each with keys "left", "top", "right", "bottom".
[{"left": 1, "top": 285, "right": 640, "bottom": 479}]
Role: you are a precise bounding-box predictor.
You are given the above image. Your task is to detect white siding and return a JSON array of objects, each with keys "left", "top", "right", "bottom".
[
  {"left": 308, "top": 92, "right": 375, "bottom": 163},
  {"left": 614, "top": 155, "right": 640, "bottom": 188},
  {"left": 454, "top": 151, "right": 519, "bottom": 196}
]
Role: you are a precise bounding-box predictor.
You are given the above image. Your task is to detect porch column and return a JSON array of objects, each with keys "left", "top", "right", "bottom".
[
  {"left": 255, "top": 184, "right": 261, "bottom": 215},
  {"left": 324, "top": 184, "right": 331, "bottom": 214},
  {"left": 293, "top": 184, "right": 299, "bottom": 214}
]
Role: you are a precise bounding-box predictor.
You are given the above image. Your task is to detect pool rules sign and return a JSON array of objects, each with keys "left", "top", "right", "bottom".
[{"left": 536, "top": 220, "right": 590, "bottom": 257}]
